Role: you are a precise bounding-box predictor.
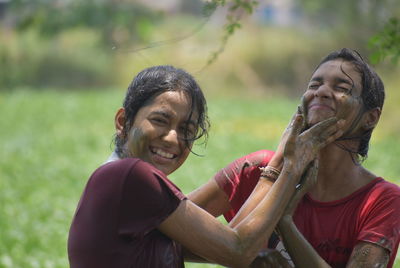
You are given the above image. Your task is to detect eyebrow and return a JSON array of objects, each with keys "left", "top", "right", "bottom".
[
  {"left": 151, "top": 110, "right": 197, "bottom": 126},
  {"left": 309, "top": 76, "right": 323, "bottom": 83},
  {"left": 309, "top": 76, "right": 353, "bottom": 86},
  {"left": 334, "top": 77, "right": 353, "bottom": 86},
  {"left": 151, "top": 110, "right": 171, "bottom": 119}
]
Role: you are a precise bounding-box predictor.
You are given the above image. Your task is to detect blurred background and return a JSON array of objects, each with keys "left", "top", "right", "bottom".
[{"left": 0, "top": 0, "right": 399, "bottom": 267}]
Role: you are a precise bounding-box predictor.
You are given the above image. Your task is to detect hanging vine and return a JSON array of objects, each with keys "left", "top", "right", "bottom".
[{"left": 203, "top": 0, "right": 259, "bottom": 67}]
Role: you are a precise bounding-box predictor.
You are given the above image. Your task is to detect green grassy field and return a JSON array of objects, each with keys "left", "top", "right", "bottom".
[{"left": 0, "top": 89, "right": 399, "bottom": 268}]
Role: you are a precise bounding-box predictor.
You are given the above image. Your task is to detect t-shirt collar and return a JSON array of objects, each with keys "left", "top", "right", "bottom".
[{"left": 105, "top": 151, "right": 120, "bottom": 164}]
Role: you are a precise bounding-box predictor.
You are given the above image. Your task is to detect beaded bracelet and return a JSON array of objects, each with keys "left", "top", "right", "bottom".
[{"left": 259, "top": 166, "right": 281, "bottom": 182}]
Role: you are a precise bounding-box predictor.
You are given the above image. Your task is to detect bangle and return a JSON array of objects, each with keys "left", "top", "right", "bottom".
[{"left": 259, "top": 166, "right": 281, "bottom": 182}]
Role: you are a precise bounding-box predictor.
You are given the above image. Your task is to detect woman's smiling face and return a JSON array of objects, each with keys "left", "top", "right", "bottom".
[
  {"left": 124, "top": 90, "right": 198, "bottom": 175},
  {"left": 302, "top": 59, "right": 364, "bottom": 135}
]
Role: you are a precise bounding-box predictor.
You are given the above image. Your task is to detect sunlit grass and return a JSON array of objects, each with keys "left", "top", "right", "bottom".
[{"left": 0, "top": 89, "right": 398, "bottom": 267}]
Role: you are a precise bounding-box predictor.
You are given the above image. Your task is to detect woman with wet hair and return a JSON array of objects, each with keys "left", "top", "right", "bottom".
[
  {"left": 67, "top": 65, "right": 343, "bottom": 267},
  {"left": 190, "top": 49, "right": 400, "bottom": 267}
]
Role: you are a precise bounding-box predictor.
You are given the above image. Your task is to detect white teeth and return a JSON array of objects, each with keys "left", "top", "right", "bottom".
[{"left": 154, "top": 148, "right": 174, "bottom": 159}]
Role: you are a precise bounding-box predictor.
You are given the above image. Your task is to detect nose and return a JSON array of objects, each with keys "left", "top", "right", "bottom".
[
  {"left": 162, "top": 129, "right": 179, "bottom": 145},
  {"left": 314, "top": 84, "right": 332, "bottom": 99}
]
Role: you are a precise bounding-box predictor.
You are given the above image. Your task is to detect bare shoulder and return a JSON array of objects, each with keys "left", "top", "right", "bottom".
[{"left": 346, "top": 241, "right": 390, "bottom": 268}]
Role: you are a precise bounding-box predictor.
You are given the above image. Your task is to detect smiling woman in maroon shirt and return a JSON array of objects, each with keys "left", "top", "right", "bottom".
[{"left": 68, "top": 65, "right": 344, "bottom": 267}]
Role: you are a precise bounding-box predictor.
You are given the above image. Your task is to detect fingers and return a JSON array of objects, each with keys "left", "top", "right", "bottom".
[
  {"left": 303, "top": 117, "right": 346, "bottom": 149},
  {"left": 274, "top": 108, "right": 302, "bottom": 163},
  {"left": 324, "top": 127, "right": 344, "bottom": 145},
  {"left": 300, "top": 96, "right": 308, "bottom": 127},
  {"left": 289, "top": 112, "right": 304, "bottom": 137},
  {"left": 307, "top": 117, "right": 338, "bottom": 134},
  {"left": 316, "top": 118, "right": 346, "bottom": 148},
  {"left": 283, "top": 113, "right": 304, "bottom": 156}
]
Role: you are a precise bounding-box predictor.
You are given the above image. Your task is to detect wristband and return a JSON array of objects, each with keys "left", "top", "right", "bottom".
[{"left": 259, "top": 166, "right": 281, "bottom": 182}]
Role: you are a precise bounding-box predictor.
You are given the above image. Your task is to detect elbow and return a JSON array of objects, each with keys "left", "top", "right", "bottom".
[{"left": 227, "top": 236, "right": 259, "bottom": 268}]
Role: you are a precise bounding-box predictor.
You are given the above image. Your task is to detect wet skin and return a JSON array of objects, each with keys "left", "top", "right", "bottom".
[
  {"left": 302, "top": 59, "right": 365, "bottom": 137},
  {"left": 124, "top": 90, "right": 198, "bottom": 175}
]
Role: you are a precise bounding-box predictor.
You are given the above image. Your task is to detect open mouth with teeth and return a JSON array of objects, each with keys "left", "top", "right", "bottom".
[{"left": 150, "top": 147, "right": 177, "bottom": 159}]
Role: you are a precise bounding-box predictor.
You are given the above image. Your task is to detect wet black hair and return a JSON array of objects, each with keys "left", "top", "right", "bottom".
[
  {"left": 114, "top": 65, "right": 210, "bottom": 158},
  {"left": 315, "top": 48, "right": 385, "bottom": 159}
]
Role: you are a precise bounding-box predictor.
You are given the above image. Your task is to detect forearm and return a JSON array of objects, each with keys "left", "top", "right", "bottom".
[
  {"left": 229, "top": 178, "right": 273, "bottom": 228},
  {"left": 232, "top": 164, "right": 301, "bottom": 263},
  {"left": 277, "top": 215, "right": 331, "bottom": 268},
  {"left": 229, "top": 151, "right": 284, "bottom": 228}
]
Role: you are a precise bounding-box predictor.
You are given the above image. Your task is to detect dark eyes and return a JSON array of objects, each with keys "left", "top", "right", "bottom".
[
  {"left": 308, "top": 84, "right": 319, "bottom": 90},
  {"left": 150, "top": 117, "right": 197, "bottom": 140},
  {"left": 150, "top": 117, "right": 168, "bottom": 124},
  {"left": 335, "top": 86, "right": 351, "bottom": 94}
]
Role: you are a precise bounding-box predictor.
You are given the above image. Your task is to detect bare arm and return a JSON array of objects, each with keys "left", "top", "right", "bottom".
[
  {"left": 277, "top": 214, "right": 331, "bottom": 268},
  {"left": 185, "top": 150, "right": 268, "bottom": 262},
  {"left": 184, "top": 179, "right": 231, "bottom": 263},
  {"left": 185, "top": 145, "right": 278, "bottom": 262},
  {"left": 159, "top": 165, "right": 303, "bottom": 267},
  {"left": 229, "top": 178, "right": 274, "bottom": 228},
  {"left": 346, "top": 242, "right": 390, "bottom": 268},
  {"left": 157, "top": 114, "right": 343, "bottom": 267},
  {"left": 188, "top": 178, "right": 231, "bottom": 217}
]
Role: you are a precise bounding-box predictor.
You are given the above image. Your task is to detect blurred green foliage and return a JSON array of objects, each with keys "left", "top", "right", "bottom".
[
  {"left": 369, "top": 17, "right": 400, "bottom": 64},
  {"left": 0, "top": 0, "right": 165, "bottom": 89},
  {"left": 0, "top": 29, "right": 112, "bottom": 88},
  {"left": 9, "top": 0, "right": 161, "bottom": 45}
]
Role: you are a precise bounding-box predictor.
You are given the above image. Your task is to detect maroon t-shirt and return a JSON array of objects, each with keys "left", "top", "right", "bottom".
[{"left": 68, "top": 158, "right": 186, "bottom": 268}]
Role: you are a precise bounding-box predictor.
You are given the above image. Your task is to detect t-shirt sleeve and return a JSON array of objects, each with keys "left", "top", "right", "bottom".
[
  {"left": 357, "top": 181, "right": 400, "bottom": 253},
  {"left": 213, "top": 150, "right": 275, "bottom": 222},
  {"left": 118, "top": 160, "right": 186, "bottom": 238}
]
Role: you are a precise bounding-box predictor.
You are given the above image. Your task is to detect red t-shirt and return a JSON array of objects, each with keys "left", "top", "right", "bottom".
[
  {"left": 294, "top": 177, "right": 400, "bottom": 267},
  {"left": 214, "top": 150, "right": 400, "bottom": 268},
  {"left": 68, "top": 158, "right": 186, "bottom": 268}
]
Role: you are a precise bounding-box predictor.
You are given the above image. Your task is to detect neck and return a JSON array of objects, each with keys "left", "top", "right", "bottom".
[{"left": 308, "top": 141, "right": 375, "bottom": 202}]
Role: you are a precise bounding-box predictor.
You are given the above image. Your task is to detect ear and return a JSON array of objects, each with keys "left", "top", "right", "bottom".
[
  {"left": 361, "top": 107, "right": 381, "bottom": 131},
  {"left": 115, "top": 108, "right": 126, "bottom": 136}
]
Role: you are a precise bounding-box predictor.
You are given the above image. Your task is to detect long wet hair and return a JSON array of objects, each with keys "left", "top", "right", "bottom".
[
  {"left": 114, "top": 65, "right": 210, "bottom": 158},
  {"left": 314, "top": 48, "right": 385, "bottom": 160}
]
